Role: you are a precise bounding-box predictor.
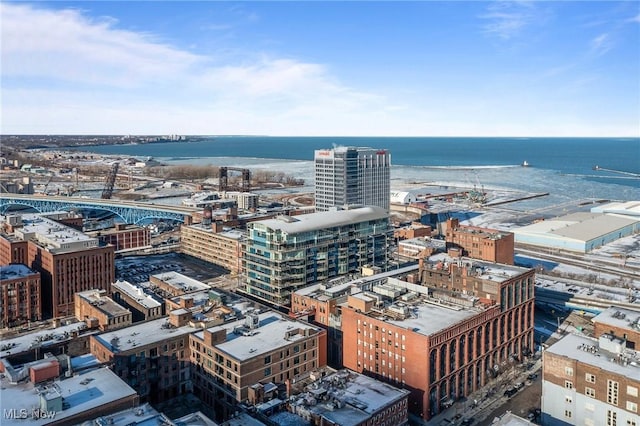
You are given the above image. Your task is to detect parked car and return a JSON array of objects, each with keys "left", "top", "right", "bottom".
[
  {"left": 504, "top": 387, "right": 518, "bottom": 397},
  {"left": 461, "top": 418, "right": 475, "bottom": 426}
]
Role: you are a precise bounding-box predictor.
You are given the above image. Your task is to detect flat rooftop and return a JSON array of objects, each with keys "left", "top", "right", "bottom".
[
  {"left": 150, "top": 271, "right": 210, "bottom": 293},
  {"left": 425, "top": 254, "right": 531, "bottom": 284},
  {"left": 0, "top": 263, "right": 38, "bottom": 281},
  {"left": 545, "top": 333, "right": 640, "bottom": 378},
  {"left": 77, "top": 290, "right": 130, "bottom": 317},
  {"left": 193, "top": 311, "right": 322, "bottom": 361},
  {"left": 185, "top": 223, "right": 245, "bottom": 240},
  {"left": 289, "top": 369, "right": 409, "bottom": 425},
  {"left": 112, "top": 280, "right": 162, "bottom": 309},
  {"left": 1, "top": 322, "right": 89, "bottom": 358},
  {"left": 13, "top": 213, "right": 98, "bottom": 252},
  {"left": 0, "top": 366, "right": 137, "bottom": 426},
  {"left": 592, "top": 306, "right": 640, "bottom": 335},
  {"left": 514, "top": 212, "right": 639, "bottom": 242},
  {"left": 383, "top": 300, "right": 479, "bottom": 337},
  {"left": 249, "top": 206, "right": 388, "bottom": 234},
  {"left": 93, "top": 317, "right": 196, "bottom": 353}
]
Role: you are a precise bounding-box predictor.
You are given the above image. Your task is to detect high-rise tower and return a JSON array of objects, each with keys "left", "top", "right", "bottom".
[{"left": 314, "top": 147, "right": 391, "bottom": 211}]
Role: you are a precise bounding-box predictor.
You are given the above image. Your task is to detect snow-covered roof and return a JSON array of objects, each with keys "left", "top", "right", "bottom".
[
  {"left": 93, "top": 317, "right": 196, "bottom": 352},
  {"left": 249, "top": 206, "right": 388, "bottom": 234},
  {"left": 111, "top": 280, "right": 162, "bottom": 309},
  {"left": 545, "top": 333, "right": 640, "bottom": 378},
  {"left": 0, "top": 322, "right": 89, "bottom": 358},
  {"left": 0, "top": 366, "right": 136, "bottom": 426},
  {"left": 193, "top": 311, "right": 322, "bottom": 362},
  {"left": 0, "top": 263, "right": 38, "bottom": 281}
]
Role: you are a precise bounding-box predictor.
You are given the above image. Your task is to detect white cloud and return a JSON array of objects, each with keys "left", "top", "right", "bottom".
[
  {"left": 480, "top": 1, "right": 537, "bottom": 40},
  {"left": 590, "top": 33, "right": 613, "bottom": 56}
]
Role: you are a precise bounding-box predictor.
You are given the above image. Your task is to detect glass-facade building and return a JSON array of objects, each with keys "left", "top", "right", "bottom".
[
  {"left": 242, "top": 206, "right": 392, "bottom": 307},
  {"left": 314, "top": 147, "right": 391, "bottom": 212}
]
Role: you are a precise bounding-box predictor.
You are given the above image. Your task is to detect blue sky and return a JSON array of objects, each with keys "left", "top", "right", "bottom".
[{"left": 1, "top": 1, "right": 639, "bottom": 136}]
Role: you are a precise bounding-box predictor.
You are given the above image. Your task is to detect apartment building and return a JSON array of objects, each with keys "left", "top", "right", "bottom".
[
  {"left": 242, "top": 206, "right": 392, "bottom": 307},
  {"left": 314, "top": 147, "right": 391, "bottom": 212},
  {"left": 90, "top": 311, "right": 195, "bottom": 404},
  {"left": 0, "top": 214, "right": 114, "bottom": 318},
  {"left": 542, "top": 306, "right": 640, "bottom": 426},
  {"left": 89, "top": 223, "right": 151, "bottom": 253},
  {"left": 180, "top": 221, "right": 243, "bottom": 274},
  {"left": 340, "top": 255, "right": 535, "bottom": 421},
  {"left": 0, "top": 263, "right": 41, "bottom": 328},
  {"left": 189, "top": 310, "right": 327, "bottom": 422},
  {"left": 445, "top": 218, "right": 515, "bottom": 265}
]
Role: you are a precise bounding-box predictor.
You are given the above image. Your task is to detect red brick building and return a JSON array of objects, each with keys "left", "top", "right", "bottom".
[
  {"left": 445, "top": 218, "right": 514, "bottom": 265},
  {"left": 0, "top": 263, "right": 41, "bottom": 328},
  {"left": 90, "top": 223, "right": 151, "bottom": 253},
  {"left": 341, "top": 256, "right": 535, "bottom": 420},
  {"left": 1, "top": 214, "right": 114, "bottom": 318}
]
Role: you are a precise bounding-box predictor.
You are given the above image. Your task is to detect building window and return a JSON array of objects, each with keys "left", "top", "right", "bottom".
[
  {"left": 264, "top": 355, "right": 271, "bottom": 364},
  {"left": 585, "top": 387, "right": 596, "bottom": 398},
  {"left": 607, "top": 410, "right": 617, "bottom": 426},
  {"left": 264, "top": 367, "right": 271, "bottom": 377},
  {"left": 565, "top": 410, "right": 572, "bottom": 419},
  {"left": 565, "top": 381, "right": 573, "bottom": 390},
  {"left": 566, "top": 396, "right": 572, "bottom": 403},
  {"left": 585, "top": 373, "right": 596, "bottom": 383},
  {"left": 565, "top": 366, "right": 574, "bottom": 377},
  {"left": 627, "top": 386, "right": 638, "bottom": 397},
  {"left": 608, "top": 380, "right": 619, "bottom": 405},
  {"left": 627, "top": 420, "right": 637, "bottom": 426},
  {"left": 585, "top": 402, "right": 595, "bottom": 411},
  {"left": 626, "top": 401, "right": 638, "bottom": 413},
  {"left": 585, "top": 419, "right": 594, "bottom": 426}
]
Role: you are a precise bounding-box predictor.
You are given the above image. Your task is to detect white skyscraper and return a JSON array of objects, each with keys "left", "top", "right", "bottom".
[{"left": 314, "top": 146, "right": 391, "bottom": 212}]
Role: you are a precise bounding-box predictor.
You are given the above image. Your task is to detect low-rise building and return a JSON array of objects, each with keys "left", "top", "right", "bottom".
[
  {"left": 445, "top": 218, "right": 514, "bottom": 264},
  {"left": 89, "top": 223, "right": 151, "bottom": 253},
  {"left": 111, "top": 279, "right": 163, "bottom": 322},
  {"left": 284, "top": 369, "right": 410, "bottom": 426},
  {"left": 0, "top": 365, "right": 138, "bottom": 426},
  {"left": 0, "top": 263, "right": 41, "bottom": 328},
  {"left": 149, "top": 271, "right": 210, "bottom": 298},
  {"left": 189, "top": 310, "right": 327, "bottom": 422},
  {"left": 74, "top": 289, "right": 132, "bottom": 331},
  {"left": 180, "top": 221, "right": 244, "bottom": 274},
  {"left": 541, "top": 332, "right": 640, "bottom": 426}
]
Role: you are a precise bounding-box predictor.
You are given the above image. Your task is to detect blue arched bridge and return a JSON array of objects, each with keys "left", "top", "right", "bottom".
[{"left": 0, "top": 194, "right": 200, "bottom": 225}]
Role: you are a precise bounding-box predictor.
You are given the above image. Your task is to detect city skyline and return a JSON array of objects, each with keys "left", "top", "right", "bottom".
[{"left": 1, "top": 1, "right": 639, "bottom": 137}]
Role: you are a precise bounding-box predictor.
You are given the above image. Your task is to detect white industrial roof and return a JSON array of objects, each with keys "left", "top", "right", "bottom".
[{"left": 514, "top": 213, "right": 639, "bottom": 242}]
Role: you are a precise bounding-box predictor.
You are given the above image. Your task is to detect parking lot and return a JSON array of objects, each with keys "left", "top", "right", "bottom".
[{"left": 115, "top": 252, "right": 230, "bottom": 284}]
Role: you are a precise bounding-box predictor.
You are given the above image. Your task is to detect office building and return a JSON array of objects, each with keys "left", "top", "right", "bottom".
[
  {"left": 0, "top": 263, "right": 41, "bottom": 328},
  {"left": 314, "top": 147, "right": 390, "bottom": 212},
  {"left": 0, "top": 214, "right": 114, "bottom": 318},
  {"left": 242, "top": 206, "right": 392, "bottom": 307}
]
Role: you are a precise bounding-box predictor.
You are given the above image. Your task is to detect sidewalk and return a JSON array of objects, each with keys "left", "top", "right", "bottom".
[{"left": 417, "top": 356, "right": 542, "bottom": 426}]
